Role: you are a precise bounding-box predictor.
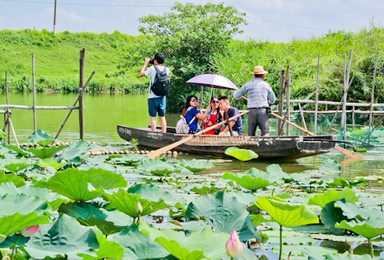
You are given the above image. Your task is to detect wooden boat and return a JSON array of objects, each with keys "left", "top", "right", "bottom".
[{"left": 117, "top": 125, "right": 337, "bottom": 159}]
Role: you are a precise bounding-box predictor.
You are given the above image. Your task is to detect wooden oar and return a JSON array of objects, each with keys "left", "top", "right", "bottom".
[
  {"left": 240, "top": 96, "right": 362, "bottom": 160},
  {"left": 147, "top": 110, "right": 249, "bottom": 158},
  {"left": 270, "top": 111, "right": 363, "bottom": 160}
]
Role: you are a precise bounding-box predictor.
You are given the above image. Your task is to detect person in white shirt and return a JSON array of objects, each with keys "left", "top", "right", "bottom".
[{"left": 139, "top": 53, "right": 170, "bottom": 133}]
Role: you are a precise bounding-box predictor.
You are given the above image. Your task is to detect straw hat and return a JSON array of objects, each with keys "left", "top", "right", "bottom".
[{"left": 252, "top": 66, "right": 268, "bottom": 75}]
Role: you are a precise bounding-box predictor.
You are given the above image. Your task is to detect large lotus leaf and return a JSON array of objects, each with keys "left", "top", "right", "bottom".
[
  {"left": 334, "top": 200, "right": 384, "bottom": 221},
  {"left": 111, "top": 225, "right": 170, "bottom": 259},
  {"left": 58, "top": 140, "right": 91, "bottom": 163},
  {"left": 138, "top": 159, "right": 177, "bottom": 176},
  {"left": 0, "top": 212, "right": 50, "bottom": 236},
  {"left": 3, "top": 157, "right": 33, "bottom": 173},
  {"left": 255, "top": 196, "right": 319, "bottom": 227},
  {"left": 59, "top": 202, "right": 131, "bottom": 235},
  {"left": 185, "top": 192, "right": 260, "bottom": 241},
  {"left": 25, "top": 214, "right": 98, "bottom": 259},
  {"left": 222, "top": 172, "right": 273, "bottom": 191},
  {"left": 328, "top": 178, "right": 365, "bottom": 188},
  {"left": 28, "top": 130, "right": 55, "bottom": 146},
  {"left": 308, "top": 188, "right": 359, "bottom": 208},
  {"left": 189, "top": 185, "right": 221, "bottom": 195},
  {"left": 0, "top": 194, "right": 49, "bottom": 217},
  {"left": 37, "top": 158, "right": 67, "bottom": 171},
  {"left": 35, "top": 168, "right": 127, "bottom": 201},
  {"left": 27, "top": 145, "right": 66, "bottom": 159},
  {"left": 324, "top": 251, "right": 375, "bottom": 259},
  {"left": 243, "top": 166, "right": 286, "bottom": 185},
  {"left": 225, "top": 147, "right": 258, "bottom": 161},
  {"left": 178, "top": 159, "right": 215, "bottom": 172},
  {"left": 320, "top": 201, "right": 348, "bottom": 235},
  {"left": 128, "top": 183, "right": 177, "bottom": 205},
  {"left": 101, "top": 190, "right": 169, "bottom": 218},
  {"left": 141, "top": 224, "right": 256, "bottom": 260},
  {"left": 335, "top": 218, "right": 384, "bottom": 239},
  {"left": 78, "top": 227, "right": 124, "bottom": 260},
  {"left": 7, "top": 145, "right": 32, "bottom": 157},
  {"left": 0, "top": 172, "right": 25, "bottom": 187},
  {"left": 107, "top": 154, "right": 148, "bottom": 165}
]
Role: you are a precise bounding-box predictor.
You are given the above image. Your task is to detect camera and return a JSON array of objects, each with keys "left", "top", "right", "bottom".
[{"left": 149, "top": 58, "right": 155, "bottom": 64}]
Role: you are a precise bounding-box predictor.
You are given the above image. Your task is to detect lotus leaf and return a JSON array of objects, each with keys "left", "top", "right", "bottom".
[
  {"left": 334, "top": 200, "right": 384, "bottom": 221},
  {"left": 0, "top": 172, "right": 25, "bottom": 187},
  {"left": 37, "top": 158, "right": 67, "bottom": 170},
  {"left": 255, "top": 196, "right": 319, "bottom": 227},
  {"left": 101, "top": 190, "right": 169, "bottom": 218},
  {"left": 0, "top": 212, "right": 49, "bottom": 236},
  {"left": 320, "top": 201, "right": 348, "bottom": 235},
  {"left": 128, "top": 183, "right": 177, "bottom": 205},
  {"left": 25, "top": 214, "right": 98, "bottom": 259},
  {"left": 0, "top": 129, "right": 6, "bottom": 139},
  {"left": 110, "top": 225, "right": 170, "bottom": 259},
  {"left": 138, "top": 159, "right": 177, "bottom": 176},
  {"left": 4, "top": 157, "right": 33, "bottom": 173},
  {"left": 224, "top": 147, "right": 258, "bottom": 161},
  {"left": 58, "top": 140, "right": 91, "bottom": 163},
  {"left": 59, "top": 202, "right": 131, "bottom": 235},
  {"left": 0, "top": 194, "right": 49, "bottom": 217},
  {"left": 252, "top": 214, "right": 272, "bottom": 227},
  {"left": 78, "top": 227, "right": 124, "bottom": 260},
  {"left": 308, "top": 188, "right": 359, "bottom": 208},
  {"left": 7, "top": 145, "right": 31, "bottom": 157},
  {"left": 335, "top": 218, "right": 384, "bottom": 239},
  {"left": 28, "top": 130, "right": 55, "bottom": 146},
  {"left": 27, "top": 145, "right": 66, "bottom": 159},
  {"left": 107, "top": 153, "right": 148, "bottom": 165},
  {"left": 35, "top": 168, "right": 127, "bottom": 201},
  {"left": 222, "top": 172, "right": 273, "bottom": 191},
  {"left": 178, "top": 159, "right": 215, "bottom": 172},
  {"left": 185, "top": 192, "right": 261, "bottom": 241},
  {"left": 190, "top": 185, "right": 221, "bottom": 194},
  {"left": 324, "top": 251, "right": 374, "bottom": 259},
  {"left": 328, "top": 178, "right": 365, "bottom": 188}
]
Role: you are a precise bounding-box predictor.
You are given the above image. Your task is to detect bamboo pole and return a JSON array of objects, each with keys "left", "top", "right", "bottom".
[
  {"left": 55, "top": 71, "right": 95, "bottom": 139},
  {"left": 285, "top": 67, "right": 291, "bottom": 135},
  {"left": 342, "top": 50, "right": 353, "bottom": 142},
  {"left": 32, "top": 53, "right": 37, "bottom": 131},
  {"left": 5, "top": 71, "right": 10, "bottom": 144},
  {"left": 0, "top": 105, "right": 79, "bottom": 110},
  {"left": 369, "top": 61, "right": 378, "bottom": 130},
  {"left": 352, "top": 106, "right": 355, "bottom": 131},
  {"left": 8, "top": 117, "right": 19, "bottom": 148},
  {"left": 298, "top": 103, "right": 307, "bottom": 132},
  {"left": 314, "top": 55, "right": 320, "bottom": 134},
  {"left": 79, "top": 49, "right": 86, "bottom": 140},
  {"left": 277, "top": 70, "right": 285, "bottom": 135}
]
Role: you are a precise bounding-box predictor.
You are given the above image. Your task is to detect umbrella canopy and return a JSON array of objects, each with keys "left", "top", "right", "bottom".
[{"left": 186, "top": 74, "right": 238, "bottom": 90}]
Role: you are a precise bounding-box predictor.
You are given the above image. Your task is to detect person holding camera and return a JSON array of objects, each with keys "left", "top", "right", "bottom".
[
  {"left": 139, "top": 53, "right": 170, "bottom": 133},
  {"left": 233, "top": 66, "right": 276, "bottom": 136}
]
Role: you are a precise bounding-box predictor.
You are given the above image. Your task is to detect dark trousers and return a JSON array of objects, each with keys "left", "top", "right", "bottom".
[{"left": 248, "top": 108, "right": 269, "bottom": 136}]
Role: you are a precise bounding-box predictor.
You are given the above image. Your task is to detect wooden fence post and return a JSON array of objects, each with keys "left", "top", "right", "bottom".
[
  {"left": 5, "top": 71, "right": 10, "bottom": 144},
  {"left": 285, "top": 66, "right": 291, "bottom": 136},
  {"left": 314, "top": 55, "right": 320, "bottom": 135},
  {"left": 79, "top": 49, "right": 86, "bottom": 140},
  {"left": 277, "top": 70, "right": 285, "bottom": 135},
  {"left": 32, "top": 53, "right": 37, "bottom": 132}
]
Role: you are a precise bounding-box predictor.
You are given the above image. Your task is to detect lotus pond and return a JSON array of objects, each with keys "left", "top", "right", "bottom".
[{"left": 0, "top": 130, "right": 383, "bottom": 260}]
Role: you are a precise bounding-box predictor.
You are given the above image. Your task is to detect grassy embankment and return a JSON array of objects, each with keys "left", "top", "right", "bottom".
[{"left": 0, "top": 29, "right": 151, "bottom": 93}]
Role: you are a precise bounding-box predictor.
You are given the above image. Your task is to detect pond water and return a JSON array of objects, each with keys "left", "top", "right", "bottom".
[{"left": 2, "top": 92, "right": 384, "bottom": 190}]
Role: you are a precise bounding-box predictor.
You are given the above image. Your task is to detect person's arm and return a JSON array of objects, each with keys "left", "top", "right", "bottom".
[
  {"left": 195, "top": 105, "right": 211, "bottom": 120},
  {"left": 267, "top": 85, "right": 276, "bottom": 104},
  {"left": 139, "top": 58, "right": 151, "bottom": 77},
  {"left": 233, "top": 84, "right": 247, "bottom": 100},
  {"left": 218, "top": 120, "right": 236, "bottom": 135}
]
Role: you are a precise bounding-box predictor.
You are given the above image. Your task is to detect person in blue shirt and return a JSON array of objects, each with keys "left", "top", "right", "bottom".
[
  {"left": 181, "top": 95, "right": 210, "bottom": 134},
  {"left": 216, "top": 96, "right": 244, "bottom": 136},
  {"left": 233, "top": 66, "right": 276, "bottom": 136}
]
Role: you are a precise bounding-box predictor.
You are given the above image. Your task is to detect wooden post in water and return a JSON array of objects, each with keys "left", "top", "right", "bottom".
[
  {"left": 285, "top": 67, "right": 291, "bottom": 135},
  {"left": 5, "top": 71, "right": 10, "bottom": 144},
  {"left": 314, "top": 55, "right": 320, "bottom": 135},
  {"left": 369, "top": 61, "right": 378, "bottom": 130},
  {"left": 352, "top": 106, "right": 355, "bottom": 131},
  {"left": 79, "top": 49, "right": 86, "bottom": 140},
  {"left": 343, "top": 50, "right": 353, "bottom": 143},
  {"left": 32, "top": 53, "right": 37, "bottom": 132},
  {"left": 298, "top": 103, "right": 307, "bottom": 133},
  {"left": 277, "top": 70, "right": 285, "bottom": 135}
]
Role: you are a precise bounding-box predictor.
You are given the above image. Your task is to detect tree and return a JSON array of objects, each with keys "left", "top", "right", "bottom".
[{"left": 137, "top": 2, "right": 247, "bottom": 112}]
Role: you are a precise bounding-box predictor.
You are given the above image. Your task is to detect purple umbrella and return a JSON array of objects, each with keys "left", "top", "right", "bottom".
[{"left": 186, "top": 74, "right": 238, "bottom": 90}]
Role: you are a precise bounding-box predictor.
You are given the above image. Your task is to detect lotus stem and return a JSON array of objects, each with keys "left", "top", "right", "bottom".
[
  {"left": 368, "top": 238, "right": 374, "bottom": 258},
  {"left": 11, "top": 234, "right": 21, "bottom": 260},
  {"left": 279, "top": 225, "right": 283, "bottom": 260}
]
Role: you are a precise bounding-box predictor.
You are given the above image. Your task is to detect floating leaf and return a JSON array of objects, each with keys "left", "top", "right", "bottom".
[
  {"left": 128, "top": 183, "right": 177, "bottom": 205},
  {"left": 178, "top": 159, "right": 215, "bottom": 172},
  {"left": 37, "top": 158, "right": 67, "bottom": 170},
  {"left": 4, "top": 157, "right": 33, "bottom": 173},
  {"left": 107, "top": 153, "right": 148, "bottom": 165},
  {"left": 35, "top": 168, "right": 127, "bottom": 201},
  {"left": 0, "top": 172, "right": 25, "bottom": 187},
  {"left": 308, "top": 188, "right": 359, "bottom": 208},
  {"left": 27, "top": 145, "right": 66, "bottom": 159},
  {"left": 28, "top": 130, "right": 55, "bottom": 146},
  {"left": 138, "top": 159, "right": 177, "bottom": 176},
  {"left": 225, "top": 147, "right": 258, "bottom": 161},
  {"left": 335, "top": 218, "right": 384, "bottom": 239},
  {"left": 58, "top": 140, "right": 91, "bottom": 163},
  {"left": 0, "top": 194, "right": 49, "bottom": 217},
  {"left": 255, "top": 196, "right": 319, "bottom": 227},
  {"left": 222, "top": 172, "right": 273, "bottom": 191}
]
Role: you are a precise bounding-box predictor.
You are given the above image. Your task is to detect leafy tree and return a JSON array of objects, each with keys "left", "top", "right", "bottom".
[{"left": 136, "top": 2, "right": 247, "bottom": 112}]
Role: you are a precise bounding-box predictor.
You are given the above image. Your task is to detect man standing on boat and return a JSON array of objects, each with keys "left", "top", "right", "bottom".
[
  {"left": 216, "top": 96, "right": 244, "bottom": 136},
  {"left": 139, "top": 53, "right": 170, "bottom": 133},
  {"left": 233, "top": 66, "right": 276, "bottom": 136}
]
